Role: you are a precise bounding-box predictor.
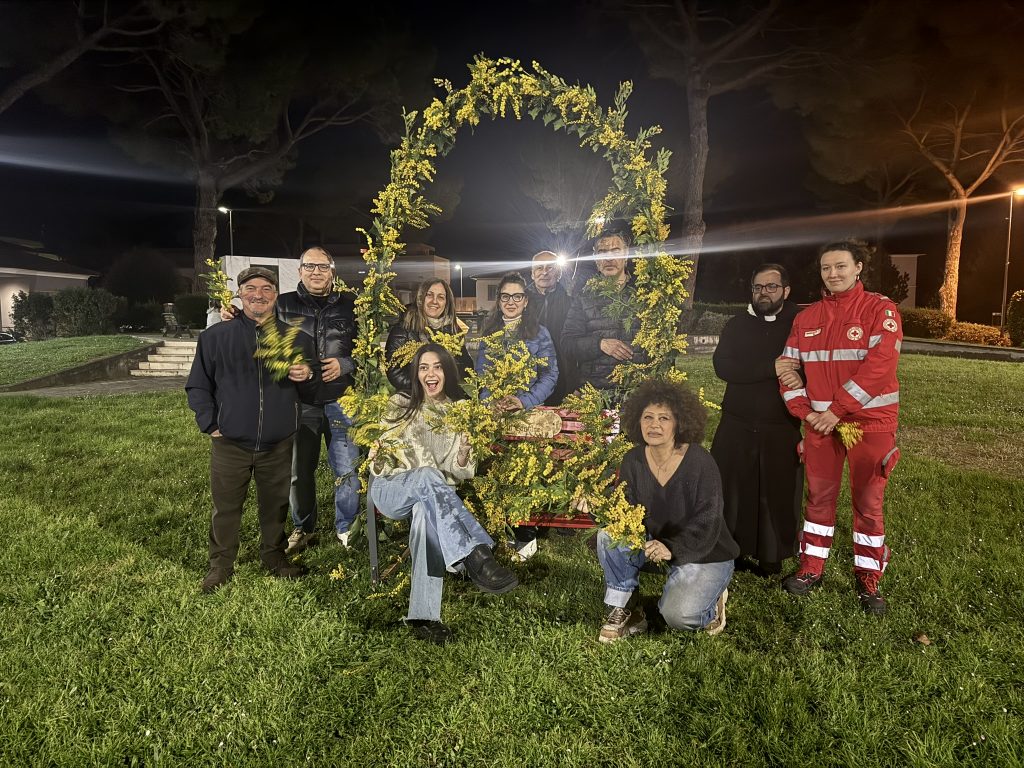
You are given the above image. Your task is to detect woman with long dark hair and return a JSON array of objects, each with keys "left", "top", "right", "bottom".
[
  {"left": 596, "top": 379, "right": 738, "bottom": 643},
  {"left": 475, "top": 272, "right": 558, "bottom": 411},
  {"left": 385, "top": 279, "right": 473, "bottom": 392},
  {"left": 370, "top": 343, "right": 518, "bottom": 643}
]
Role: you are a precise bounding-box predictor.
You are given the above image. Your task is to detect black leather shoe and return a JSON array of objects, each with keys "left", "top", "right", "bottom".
[
  {"left": 463, "top": 545, "right": 518, "bottom": 594},
  {"left": 408, "top": 620, "right": 454, "bottom": 645},
  {"left": 265, "top": 561, "right": 308, "bottom": 580}
]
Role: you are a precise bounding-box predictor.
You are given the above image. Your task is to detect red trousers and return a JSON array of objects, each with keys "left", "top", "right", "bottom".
[{"left": 798, "top": 429, "right": 899, "bottom": 578}]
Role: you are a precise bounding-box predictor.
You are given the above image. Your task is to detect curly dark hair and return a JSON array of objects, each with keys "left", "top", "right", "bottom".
[{"left": 620, "top": 379, "right": 707, "bottom": 447}]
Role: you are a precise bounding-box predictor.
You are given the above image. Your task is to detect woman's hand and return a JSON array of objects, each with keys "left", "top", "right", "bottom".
[
  {"left": 497, "top": 395, "right": 523, "bottom": 412},
  {"left": 643, "top": 539, "right": 672, "bottom": 563},
  {"left": 456, "top": 434, "right": 472, "bottom": 466},
  {"left": 775, "top": 356, "right": 800, "bottom": 377}
]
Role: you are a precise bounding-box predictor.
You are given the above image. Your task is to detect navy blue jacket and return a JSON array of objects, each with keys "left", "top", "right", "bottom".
[
  {"left": 186, "top": 313, "right": 315, "bottom": 451},
  {"left": 475, "top": 324, "right": 559, "bottom": 410}
]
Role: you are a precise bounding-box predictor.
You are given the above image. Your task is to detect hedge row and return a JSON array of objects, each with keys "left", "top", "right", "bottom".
[{"left": 900, "top": 307, "right": 1012, "bottom": 347}]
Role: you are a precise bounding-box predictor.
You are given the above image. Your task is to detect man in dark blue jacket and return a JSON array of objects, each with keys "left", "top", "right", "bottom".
[{"left": 187, "top": 267, "right": 316, "bottom": 594}]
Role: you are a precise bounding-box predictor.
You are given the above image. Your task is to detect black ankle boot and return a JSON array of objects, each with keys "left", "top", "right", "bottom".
[{"left": 463, "top": 545, "right": 519, "bottom": 594}]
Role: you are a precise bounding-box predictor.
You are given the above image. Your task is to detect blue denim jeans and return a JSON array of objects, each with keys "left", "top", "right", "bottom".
[
  {"left": 370, "top": 467, "right": 494, "bottom": 622},
  {"left": 290, "top": 401, "right": 360, "bottom": 535},
  {"left": 597, "top": 529, "right": 734, "bottom": 631}
]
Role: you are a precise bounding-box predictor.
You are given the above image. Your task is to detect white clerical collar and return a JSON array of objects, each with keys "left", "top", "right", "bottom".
[{"left": 747, "top": 303, "right": 777, "bottom": 321}]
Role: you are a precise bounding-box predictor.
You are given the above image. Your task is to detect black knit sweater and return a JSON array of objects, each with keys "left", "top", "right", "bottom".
[{"left": 620, "top": 444, "right": 739, "bottom": 566}]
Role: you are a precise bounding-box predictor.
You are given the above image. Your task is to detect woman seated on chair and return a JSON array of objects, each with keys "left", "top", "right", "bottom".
[
  {"left": 596, "top": 378, "right": 739, "bottom": 644},
  {"left": 475, "top": 272, "right": 558, "bottom": 412},
  {"left": 385, "top": 279, "right": 473, "bottom": 393},
  {"left": 370, "top": 343, "right": 518, "bottom": 644}
]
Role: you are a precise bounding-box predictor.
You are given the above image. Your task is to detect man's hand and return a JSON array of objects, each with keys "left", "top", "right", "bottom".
[
  {"left": 287, "top": 364, "right": 313, "bottom": 382},
  {"left": 497, "top": 395, "right": 523, "bottom": 412},
  {"left": 320, "top": 357, "right": 342, "bottom": 383},
  {"left": 600, "top": 338, "right": 634, "bottom": 361},
  {"left": 779, "top": 370, "right": 804, "bottom": 390},
  {"left": 807, "top": 409, "right": 838, "bottom": 435},
  {"left": 219, "top": 305, "right": 239, "bottom": 322},
  {"left": 643, "top": 539, "right": 672, "bottom": 563},
  {"left": 775, "top": 356, "right": 800, "bottom": 376}
]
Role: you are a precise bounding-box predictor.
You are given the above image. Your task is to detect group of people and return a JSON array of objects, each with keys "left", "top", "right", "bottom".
[{"left": 185, "top": 234, "right": 902, "bottom": 643}]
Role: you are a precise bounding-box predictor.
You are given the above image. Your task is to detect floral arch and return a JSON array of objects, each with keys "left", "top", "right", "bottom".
[{"left": 340, "top": 56, "right": 696, "bottom": 548}]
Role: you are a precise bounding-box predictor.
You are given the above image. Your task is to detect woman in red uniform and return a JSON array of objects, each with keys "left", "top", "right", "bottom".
[{"left": 776, "top": 240, "right": 902, "bottom": 615}]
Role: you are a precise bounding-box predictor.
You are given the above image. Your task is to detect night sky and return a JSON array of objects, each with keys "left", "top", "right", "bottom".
[{"left": 1, "top": 0, "right": 1019, "bottom": 321}]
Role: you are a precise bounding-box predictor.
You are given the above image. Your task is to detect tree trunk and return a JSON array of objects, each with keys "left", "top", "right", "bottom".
[
  {"left": 192, "top": 176, "right": 220, "bottom": 291},
  {"left": 680, "top": 69, "right": 710, "bottom": 309},
  {"left": 940, "top": 195, "right": 967, "bottom": 317}
]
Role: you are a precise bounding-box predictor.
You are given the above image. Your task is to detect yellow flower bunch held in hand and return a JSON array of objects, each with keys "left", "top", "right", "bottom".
[
  {"left": 253, "top": 318, "right": 306, "bottom": 382},
  {"left": 836, "top": 421, "right": 864, "bottom": 449},
  {"left": 201, "top": 258, "right": 234, "bottom": 309}
]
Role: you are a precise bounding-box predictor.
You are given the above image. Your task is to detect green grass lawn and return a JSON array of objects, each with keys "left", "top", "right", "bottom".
[
  {"left": 0, "top": 355, "right": 1021, "bottom": 766},
  {"left": 0, "top": 335, "right": 148, "bottom": 386}
]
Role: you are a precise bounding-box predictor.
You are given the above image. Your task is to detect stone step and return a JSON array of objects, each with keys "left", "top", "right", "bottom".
[
  {"left": 131, "top": 369, "right": 186, "bottom": 378},
  {"left": 148, "top": 353, "right": 193, "bottom": 363},
  {"left": 162, "top": 340, "right": 198, "bottom": 349},
  {"left": 138, "top": 361, "right": 191, "bottom": 371}
]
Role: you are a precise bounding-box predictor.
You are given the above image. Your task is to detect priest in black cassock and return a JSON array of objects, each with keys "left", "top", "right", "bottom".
[{"left": 710, "top": 264, "right": 803, "bottom": 578}]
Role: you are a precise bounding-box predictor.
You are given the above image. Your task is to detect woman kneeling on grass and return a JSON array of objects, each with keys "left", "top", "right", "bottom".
[
  {"left": 597, "top": 379, "right": 739, "bottom": 643},
  {"left": 370, "top": 343, "right": 518, "bottom": 644}
]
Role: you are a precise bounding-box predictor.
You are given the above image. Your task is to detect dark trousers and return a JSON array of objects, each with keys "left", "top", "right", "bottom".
[{"left": 209, "top": 436, "right": 293, "bottom": 570}]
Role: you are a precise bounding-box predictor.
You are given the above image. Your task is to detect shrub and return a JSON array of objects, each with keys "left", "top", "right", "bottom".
[
  {"left": 944, "top": 322, "right": 1009, "bottom": 347},
  {"left": 10, "top": 290, "right": 55, "bottom": 339},
  {"left": 901, "top": 308, "right": 953, "bottom": 339},
  {"left": 695, "top": 311, "right": 732, "bottom": 335},
  {"left": 51, "top": 288, "right": 122, "bottom": 337},
  {"left": 172, "top": 293, "right": 209, "bottom": 329},
  {"left": 113, "top": 301, "right": 163, "bottom": 332},
  {"left": 683, "top": 302, "right": 746, "bottom": 333},
  {"left": 1008, "top": 290, "right": 1024, "bottom": 347}
]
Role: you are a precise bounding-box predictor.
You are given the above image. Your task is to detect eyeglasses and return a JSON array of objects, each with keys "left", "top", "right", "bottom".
[
  {"left": 752, "top": 283, "right": 783, "bottom": 294},
  {"left": 300, "top": 263, "right": 332, "bottom": 273},
  {"left": 499, "top": 292, "right": 527, "bottom": 304}
]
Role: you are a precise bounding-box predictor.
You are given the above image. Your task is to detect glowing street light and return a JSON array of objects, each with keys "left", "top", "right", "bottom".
[
  {"left": 454, "top": 263, "right": 463, "bottom": 298},
  {"left": 217, "top": 205, "right": 234, "bottom": 255},
  {"left": 1001, "top": 187, "right": 1024, "bottom": 331}
]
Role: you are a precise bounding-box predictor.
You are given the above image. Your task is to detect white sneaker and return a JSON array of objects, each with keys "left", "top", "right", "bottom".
[
  {"left": 336, "top": 530, "right": 352, "bottom": 548},
  {"left": 705, "top": 588, "right": 728, "bottom": 636},
  {"left": 285, "top": 529, "right": 317, "bottom": 556},
  {"left": 510, "top": 537, "right": 538, "bottom": 562}
]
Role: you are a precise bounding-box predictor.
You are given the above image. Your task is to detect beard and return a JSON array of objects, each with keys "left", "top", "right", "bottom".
[{"left": 753, "top": 295, "right": 785, "bottom": 316}]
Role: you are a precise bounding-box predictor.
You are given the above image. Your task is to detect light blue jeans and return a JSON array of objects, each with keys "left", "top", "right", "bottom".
[
  {"left": 290, "top": 401, "right": 360, "bottom": 535},
  {"left": 370, "top": 467, "right": 494, "bottom": 621},
  {"left": 597, "top": 529, "right": 734, "bottom": 631}
]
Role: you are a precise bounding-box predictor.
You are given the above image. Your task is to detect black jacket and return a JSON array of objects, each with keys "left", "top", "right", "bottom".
[
  {"left": 384, "top": 312, "right": 473, "bottom": 393},
  {"left": 186, "top": 313, "right": 315, "bottom": 451},
  {"left": 528, "top": 282, "right": 574, "bottom": 404},
  {"left": 275, "top": 283, "right": 356, "bottom": 404},
  {"left": 561, "top": 277, "right": 646, "bottom": 391}
]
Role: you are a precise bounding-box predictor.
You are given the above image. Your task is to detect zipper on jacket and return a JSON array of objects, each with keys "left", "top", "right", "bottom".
[{"left": 255, "top": 324, "right": 264, "bottom": 452}]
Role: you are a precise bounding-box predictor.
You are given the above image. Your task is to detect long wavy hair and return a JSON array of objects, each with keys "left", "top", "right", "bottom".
[
  {"left": 401, "top": 279, "right": 458, "bottom": 335},
  {"left": 400, "top": 343, "right": 464, "bottom": 420},
  {"left": 480, "top": 272, "right": 541, "bottom": 340}
]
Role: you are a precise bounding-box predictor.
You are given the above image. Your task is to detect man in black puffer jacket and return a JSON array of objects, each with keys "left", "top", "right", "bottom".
[
  {"left": 187, "top": 267, "right": 316, "bottom": 594},
  {"left": 276, "top": 247, "right": 360, "bottom": 554},
  {"left": 562, "top": 229, "right": 646, "bottom": 404}
]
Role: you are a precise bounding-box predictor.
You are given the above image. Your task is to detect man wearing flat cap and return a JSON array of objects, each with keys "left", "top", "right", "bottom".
[{"left": 186, "top": 266, "right": 317, "bottom": 593}]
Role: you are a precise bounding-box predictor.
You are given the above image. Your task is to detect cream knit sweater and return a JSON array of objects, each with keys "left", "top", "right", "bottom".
[{"left": 370, "top": 394, "right": 475, "bottom": 486}]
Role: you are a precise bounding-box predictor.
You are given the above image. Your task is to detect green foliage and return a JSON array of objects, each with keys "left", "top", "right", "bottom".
[
  {"left": 694, "top": 311, "right": 733, "bottom": 335},
  {"left": 102, "top": 247, "right": 181, "bottom": 304},
  {"left": 112, "top": 301, "right": 162, "bottom": 331},
  {"left": 864, "top": 250, "right": 910, "bottom": 305},
  {"left": 682, "top": 302, "right": 746, "bottom": 334},
  {"left": 172, "top": 293, "right": 208, "bottom": 329},
  {"left": 10, "top": 291, "right": 54, "bottom": 340},
  {"left": 1007, "top": 290, "right": 1024, "bottom": 347},
  {"left": 944, "top": 321, "right": 1009, "bottom": 347},
  {"left": 0, "top": 335, "right": 146, "bottom": 386},
  {"left": 901, "top": 308, "right": 953, "bottom": 339},
  {"left": 0, "top": 355, "right": 1023, "bottom": 764},
  {"left": 50, "top": 287, "right": 122, "bottom": 337}
]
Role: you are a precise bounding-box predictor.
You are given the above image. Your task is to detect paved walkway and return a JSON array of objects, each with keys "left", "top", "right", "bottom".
[{"left": 0, "top": 376, "right": 186, "bottom": 398}]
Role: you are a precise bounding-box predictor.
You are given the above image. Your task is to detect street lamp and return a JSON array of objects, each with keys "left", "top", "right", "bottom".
[
  {"left": 1001, "top": 187, "right": 1024, "bottom": 331},
  {"left": 454, "top": 263, "right": 463, "bottom": 298},
  {"left": 218, "top": 205, "right": 234, "bottom": 255}
]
